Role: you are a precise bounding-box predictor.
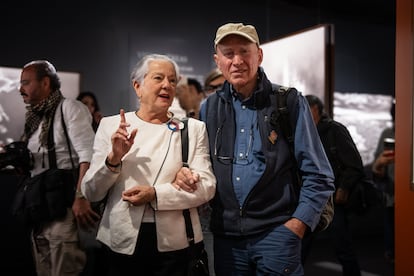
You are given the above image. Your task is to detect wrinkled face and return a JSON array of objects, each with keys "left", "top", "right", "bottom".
[
  {"left": 214, "top": 34, "right": 263, "bottom": 96},
  {"left": 19, "top": 66, "right": 50, "bottom": 105},
  {"left": 133, "top": 60, "right": 178, "bottom": 113}
]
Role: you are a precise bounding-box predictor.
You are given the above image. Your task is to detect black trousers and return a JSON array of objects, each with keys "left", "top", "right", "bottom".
[{"left": 105, "top": 223, "right": 193, "bottom": 276}]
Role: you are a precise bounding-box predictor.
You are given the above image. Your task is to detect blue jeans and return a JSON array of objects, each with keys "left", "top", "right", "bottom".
[{"left": 214, "top": 224, "right": 303, "bottom": 275}]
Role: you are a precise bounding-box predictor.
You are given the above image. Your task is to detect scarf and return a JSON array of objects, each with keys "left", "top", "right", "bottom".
[{"left": 21, "top": 90, "right": 64, "bottom": 147}]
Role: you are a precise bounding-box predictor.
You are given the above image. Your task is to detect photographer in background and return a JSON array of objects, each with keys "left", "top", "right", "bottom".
[{"left": 17, "top": 60, "right": 96, "bottom": 275}]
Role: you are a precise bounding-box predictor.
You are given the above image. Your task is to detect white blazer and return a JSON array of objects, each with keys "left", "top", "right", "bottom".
[{"left": 81, "top": 112, "right": 216, "bottom": 255}]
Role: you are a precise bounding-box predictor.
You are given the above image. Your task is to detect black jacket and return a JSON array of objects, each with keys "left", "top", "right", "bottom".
[{"left": 317, "top": 114, "right": 365, "bottom": 192}]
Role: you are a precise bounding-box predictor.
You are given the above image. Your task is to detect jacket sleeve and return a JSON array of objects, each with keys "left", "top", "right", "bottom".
[
  {"left": 61, "top": 99, "right": 95, "bottom": 164},
  {"left": 81, "top": 114, "right": 121, "bottom": 202}
]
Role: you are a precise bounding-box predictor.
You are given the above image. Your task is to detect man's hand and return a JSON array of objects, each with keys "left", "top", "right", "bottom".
[
  {"left": 284, "top": 218, "right": 307, "bottom": 239},
  {"left": 372, "top": 149, "right": 395, "bottom": 176},
  {"left": 172, "top": 166, "right": 200, "bottom": 192},
  {"left": 72, "top": 198, "right": 100, "bottom": 229}
]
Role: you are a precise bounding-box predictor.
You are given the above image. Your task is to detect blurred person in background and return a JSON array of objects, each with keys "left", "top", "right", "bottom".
[
  {"left": 203, "top": 68, "right": 225, "bottom": 97},
  {"left": 304, "top": 94, "right": 363, "bottom": 276},
  {"left": 77, "top": 91, "right": 103, "bottom": 132},
  {"left": 19, "top": 60, "right": 96, "bottom": 275},
  {"left": 175, "top": 77, "right": 204, "bottom": 119}
]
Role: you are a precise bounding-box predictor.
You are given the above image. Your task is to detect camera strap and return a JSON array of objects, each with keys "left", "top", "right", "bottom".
[{"left": 47, "top": 99, "right": 74, "bottom": 170}]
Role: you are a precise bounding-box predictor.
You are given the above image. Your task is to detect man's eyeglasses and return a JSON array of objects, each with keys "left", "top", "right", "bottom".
[
  {"left": 214, "top": 125, "right": 254, "bottom": 165},
  {"left": 214, "top": 127, "right": 233, "bottom": 164}
]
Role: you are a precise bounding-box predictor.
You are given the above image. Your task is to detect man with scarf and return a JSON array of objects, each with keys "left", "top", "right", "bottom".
[{"left": 19, "top": 60, "right": 96, "bottom": 275}]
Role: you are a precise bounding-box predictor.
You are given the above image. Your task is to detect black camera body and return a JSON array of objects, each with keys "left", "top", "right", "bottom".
[{"left": 0, "top": 141, "right": 33, "bottom": 173}]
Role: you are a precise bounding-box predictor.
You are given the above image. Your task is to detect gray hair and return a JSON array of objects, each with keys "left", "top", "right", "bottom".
[{"left": 130, "top": 54, "right": 180, "bottom": 84}]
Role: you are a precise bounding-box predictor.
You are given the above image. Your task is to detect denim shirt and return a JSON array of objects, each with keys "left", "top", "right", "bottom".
[{"left": 232, "top": 92, "right": 265, "bottom": 206}]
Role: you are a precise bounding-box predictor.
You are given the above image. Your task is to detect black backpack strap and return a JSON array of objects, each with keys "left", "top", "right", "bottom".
[
  {"left": 47, "top": 105, "right": 57, "bottom": 169},
  {"left": 272, "top": 85, "right": 302, "bottom": 189},
  {"left": 47, "top": 99, "right": 75, "bottom": 170},
  {"left": 60, "top": 101, "right": 75, "bottom": 169},
  {"left": 276, "top": 87, "right": 293, "bottom": 142},
  {"left": 274, "top": 85, "right": 296, "bottom": 157}
]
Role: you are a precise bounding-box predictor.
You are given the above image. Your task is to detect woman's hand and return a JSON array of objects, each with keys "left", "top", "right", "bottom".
[
  {"left": 108, "top": 109, "right": 138, "bottom": 164},
  {"left": 122, "top": 186, "right": 156, "bottom": 205}
]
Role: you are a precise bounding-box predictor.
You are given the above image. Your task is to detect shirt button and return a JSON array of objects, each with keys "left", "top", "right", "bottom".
[
  {"left": 236, "top": 177, "right": 240, "bottom": 181},
  {"left": 241, "top": 128, "right": 245, "bottom": 133}
]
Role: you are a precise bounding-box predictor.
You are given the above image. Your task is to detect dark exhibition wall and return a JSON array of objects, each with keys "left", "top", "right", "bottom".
[
  {"left": 0, "top": 0, "right": 395, "bottom": 116},
  {"left": 0, "top": 1, "right": 398, "bottom": 274}
]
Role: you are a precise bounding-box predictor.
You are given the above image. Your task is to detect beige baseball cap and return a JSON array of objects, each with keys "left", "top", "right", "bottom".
[{"left": 214, "top": 23, "right": 260, "bottom": 47}]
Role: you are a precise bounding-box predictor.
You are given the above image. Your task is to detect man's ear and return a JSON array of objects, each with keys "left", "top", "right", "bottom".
[
  {"left": 41, "top": 75, "right": 51, "bottom": 89},
  {"left": 258, "top": 47, "right": 264, "bottom": 64},
  {"left": 214, "top": 54, "right": 219, "bottom": 68}
]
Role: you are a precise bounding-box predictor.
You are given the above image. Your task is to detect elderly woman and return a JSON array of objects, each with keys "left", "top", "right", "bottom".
[{"left": 81, "top": 54, "right": 216, "bottom": 275}]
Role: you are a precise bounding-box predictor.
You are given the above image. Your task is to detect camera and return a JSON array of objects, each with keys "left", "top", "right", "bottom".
[{"left": 0, "top": 141, "right": 33, "bottom": 172}]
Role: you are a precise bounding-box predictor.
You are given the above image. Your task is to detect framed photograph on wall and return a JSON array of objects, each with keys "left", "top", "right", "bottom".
[{"left": 261, "top": 24, "right": 335, "bottom": 116}]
